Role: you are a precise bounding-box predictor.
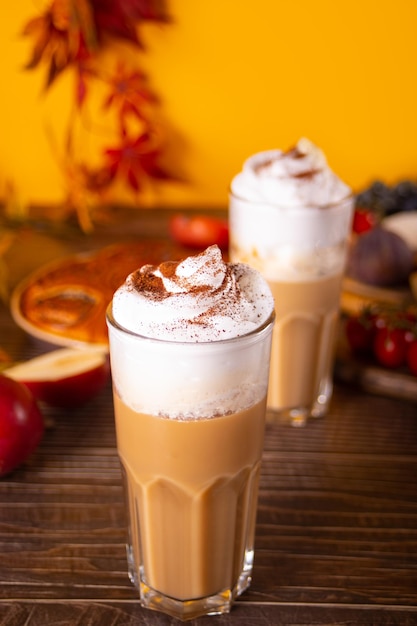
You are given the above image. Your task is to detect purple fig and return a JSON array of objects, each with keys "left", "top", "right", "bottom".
[{"left": 347, "top": 225, "right": 415, "bottom": 287}]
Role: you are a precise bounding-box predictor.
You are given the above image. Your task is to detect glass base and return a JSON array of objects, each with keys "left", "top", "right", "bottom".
[
  {"left": 267, "top": 370, "right": 335, "bottom": 426},
  {"left": 267, "top": 382, "right": 333, "bottom": 427},
  {"left": 267, "top": 403, "right": 330, "bottom": 427},
  {"left": 126, "top": 543, "right": 253, "bottom": 620},
  {"left": 267, "top": 406, "right": 309, "bottom": 427},
  {"left": 139, "top": 580, "right": 233, "bottom": 621},
  {"left": 266, "top": 394, "right": 331, "bottom": 428}
]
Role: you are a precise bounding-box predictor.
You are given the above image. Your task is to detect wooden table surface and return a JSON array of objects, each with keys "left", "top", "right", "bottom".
[{"left": 0, "top": 215, "right": 416, "bottom": 625}]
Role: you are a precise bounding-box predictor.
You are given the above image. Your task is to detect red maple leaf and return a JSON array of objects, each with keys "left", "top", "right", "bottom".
[
  {"left": 102, "top": 64, "right": 157, "bottom": 132},
  {"left": 115, "top": 0, "right": 170, "bottom": 22},
  {"left": 91, "top": 0, "right": 170, "bottom": 40},
  {"left": 89, "top": 0, "right": 170, "bottom": 48},
  {"left": 104, "top": 129, "right": 174, "bottom": 192},
  {"left": 23, "top": 0, "right": 169, "bottom": 88},
  {"left": 23, "top": 0, "right": 99, "bottom": 88},
  {"left": 92, "top": 0, "right": 140, "bottom": 47}
]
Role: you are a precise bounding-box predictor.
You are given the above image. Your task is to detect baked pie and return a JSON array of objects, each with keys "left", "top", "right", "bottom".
[{"left": 12, "top": 239, "right": 189, "bottom": 347}]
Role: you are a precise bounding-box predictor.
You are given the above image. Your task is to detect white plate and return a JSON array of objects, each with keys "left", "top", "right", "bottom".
[
  {"left": 383, "top": 211, "right": 417, "bottom": 251},
  {"left": 10, "top": 252, "right": 110, "bottom": 350}
]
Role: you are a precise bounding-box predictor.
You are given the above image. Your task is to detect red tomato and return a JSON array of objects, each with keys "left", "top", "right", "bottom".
[
  {"left": 407, "top": 340, "right": 417, "bottom": 376},
  {"left": 373, "top": 327, "right": 408, "bottom": 369},
  {"left": 169, "top": 214, "right": 229, "bottom": 250},
  {"left": 345, "top": 315, "right": 374, "bottom": 355},
  {"left": 352, "top": 208, "right": 377, "bottom": 234}
]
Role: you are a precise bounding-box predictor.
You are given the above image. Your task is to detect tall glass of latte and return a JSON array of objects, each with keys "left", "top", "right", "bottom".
[
  {"left": 229, "top": 139, "right": 354, "bottom": 426},
  {"left": 106, "top": 245, "right": 274, "bottom": 620}
]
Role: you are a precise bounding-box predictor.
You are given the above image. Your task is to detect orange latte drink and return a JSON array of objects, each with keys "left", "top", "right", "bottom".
[
  {"left": 107, "top": 245, "right": 274, "bottom": 620},
  {"left": 230, "top": 139, "right": 354, "bottom": 425}
]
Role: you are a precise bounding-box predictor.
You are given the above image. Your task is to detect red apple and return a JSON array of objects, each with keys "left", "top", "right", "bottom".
[
  {"left": 0, "top": 374, "right": 44, "bottom": 477},
  {"left": 169, "top": 214, "right": 229, "bottom": 250},
  {"left": 5, "top": 348, "right": 110, "bottom": 409}
]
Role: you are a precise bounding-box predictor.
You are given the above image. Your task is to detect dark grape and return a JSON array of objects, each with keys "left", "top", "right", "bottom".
[{"left": 355, "top": 179, "right": 417, "bottom": 217}]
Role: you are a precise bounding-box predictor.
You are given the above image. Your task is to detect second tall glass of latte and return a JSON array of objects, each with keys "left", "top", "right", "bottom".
[
  {"left": 229, "top": 139, "right": 354, "bottom": 426},
  {"left": 107, "top": 245, "right": 274, "bottom": 620}
]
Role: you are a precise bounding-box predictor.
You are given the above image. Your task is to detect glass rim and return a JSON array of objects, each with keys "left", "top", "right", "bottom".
[
  {"left": 106, "top": 302, "right": 275, "bottom": 347},
  {"left": 229, "top": 188, "right": 355, "bottom": 212}
]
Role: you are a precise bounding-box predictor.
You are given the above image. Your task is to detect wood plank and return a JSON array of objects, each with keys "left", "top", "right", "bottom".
[{"left": 1, "top": 601, "right": 417, "bottom": 626}]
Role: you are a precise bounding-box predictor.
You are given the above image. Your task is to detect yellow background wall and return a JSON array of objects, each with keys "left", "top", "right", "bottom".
[{"left": 1, "top": 1, "right": 417, "bottom": 211}]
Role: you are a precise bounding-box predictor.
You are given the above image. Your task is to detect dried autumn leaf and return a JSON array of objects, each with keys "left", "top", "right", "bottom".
[
  {"left": 23, "top": 16, "right": 54, "bottom": 70},
  {"left": 90, "top": 0, "right": 170, "bottom": 45},
  {"left": 91, "top": 0, "right": 141, "bottom": 47},
  {"left": 69, "top": 0, "right": 98, "bottom": 53},
  {"left": 115, "top": 0, "right": 171, "bottom": 22},
  {"left": 22, "top": 0, "right": 98, "bottom": 88},
  {"left": 47, "top": 123, "right": 114, "bottom": 232},
  {"left": 73, "top": 59, "right": 98, "bottom": 107},
  {"left": 75, "top": 66, "right": 89, "bottom": 107},
  {"left": 90, "top": 0, "right": 170, "bottom": 51},
  {"left": 102, "top": 64, "right": 157, "bottom": 131},
  {"left": 104, "top": 128, "right": 173, "bottom": 192}
]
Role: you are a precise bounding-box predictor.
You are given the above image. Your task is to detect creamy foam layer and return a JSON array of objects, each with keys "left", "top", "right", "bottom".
[
  {"left": 108, "top": 246, "right": 274, "bottom": 418},
  {"left": 229, "top": 139, "right": 354, "bottom": 279},
  {"left": 112, "top": 245, "right": 274, "bottom": 342},
  {"left": 231, "top": 138, "right": 351, "bottom": 206}
]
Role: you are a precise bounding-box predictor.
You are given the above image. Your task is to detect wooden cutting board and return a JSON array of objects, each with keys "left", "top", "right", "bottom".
[{"left": 335, "top": 328, "right": 417, "bottom": 404}]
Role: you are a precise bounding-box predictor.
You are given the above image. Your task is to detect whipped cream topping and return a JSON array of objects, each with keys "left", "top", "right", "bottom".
[
  {"left": 231, "top": 138, "right": 351, "bottom": 207},
  {"left": 229, "top": 139, "right": 354, "bottom": 279},
  {"left": 112, "top": 245, "right": 274, "bottom": 342}
]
